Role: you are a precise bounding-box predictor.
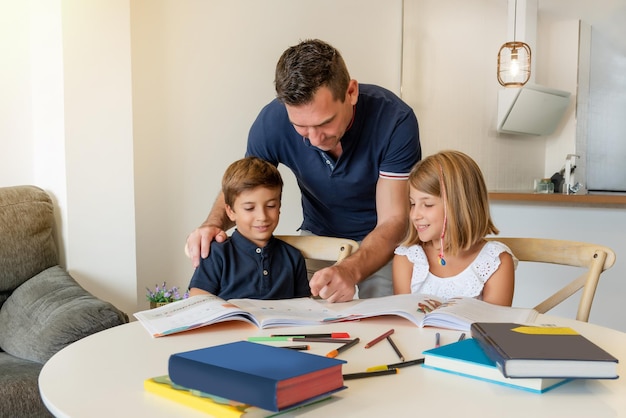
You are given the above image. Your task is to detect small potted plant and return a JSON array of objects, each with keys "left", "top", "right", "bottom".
[{"left": 146, "top": 282, "right": 189, "bottom": 309}]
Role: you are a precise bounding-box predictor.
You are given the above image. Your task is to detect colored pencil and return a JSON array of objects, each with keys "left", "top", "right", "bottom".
[
  {"left": 386, "top": 335, "right": 405, "bottom": 362},
  {"left": 364, "top": 329, "right": 394, "bottom": 348}
]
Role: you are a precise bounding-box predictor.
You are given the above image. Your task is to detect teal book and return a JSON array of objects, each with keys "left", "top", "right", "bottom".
[
  {"left": 169, "top": 341, "right": 346, "bottom": 412},
  {"left": 422, "top": 339, "right": 570, "bottom": 393}
]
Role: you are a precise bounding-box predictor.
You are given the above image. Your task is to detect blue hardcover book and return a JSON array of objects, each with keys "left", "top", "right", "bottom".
[
  {"left": 422, "top": 339, "right": 570, "bottom": 393},
  {"left": 169, "top": 341, "right": 346, "bottom": 412}
]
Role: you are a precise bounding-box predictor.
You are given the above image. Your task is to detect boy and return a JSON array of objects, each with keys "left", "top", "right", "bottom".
[{"left": 188, "top": 157, "right": 310, "bottom": 299}]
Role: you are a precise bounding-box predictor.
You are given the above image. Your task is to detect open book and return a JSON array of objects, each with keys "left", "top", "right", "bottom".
[{"left": 133, "top": 293, "right": 538, "bottom": 337}]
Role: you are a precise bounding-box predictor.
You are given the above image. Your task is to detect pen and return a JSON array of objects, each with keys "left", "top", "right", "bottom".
[
  {"left": 386, "top": 335, "right": 404, "bottom": 362},
  {"left": 247, "top": 336, "right": 350, "bottom": 343},
  {"left": 270, "top": 333, "right": 350, "bottom": 338},
  {"left": 366, "top": 358, "right": 425, "bottom": 372},
  {"left": 292, "top": 337, "right": 353, "bottom": 343},
  {"left": 280, "top": 345, "right": 310, "bottom": 351},
  {"left": 458, "top": 333, "right": 466, "bottom": 342},
  {"left": 247, "top": 336, "right": 293, "bottom": 342},
  {"left": 343, "top": 368, "right": 399, "bottom": 380},
  {"left": 365, "top": 329, "right": 394, "bottom": 348},
  {"left": 435, "top": 332, "right": 441, "bottom": 347},
  {"left": 326, "top": 338, "right": 360, "bottom": 358}
]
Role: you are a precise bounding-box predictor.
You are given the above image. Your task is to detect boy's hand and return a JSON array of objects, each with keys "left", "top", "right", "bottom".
[{"left": 186, "top": 224, "right": 228, "bottom": 268}]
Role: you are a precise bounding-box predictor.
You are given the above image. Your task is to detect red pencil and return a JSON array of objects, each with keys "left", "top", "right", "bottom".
[{"left": 365, "top": 329, "right": 394, "bottom": 348}]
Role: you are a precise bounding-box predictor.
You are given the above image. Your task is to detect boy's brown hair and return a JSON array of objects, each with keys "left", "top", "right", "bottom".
[{"left": 222, "top": 157, "right": 283, "bottom": 207}]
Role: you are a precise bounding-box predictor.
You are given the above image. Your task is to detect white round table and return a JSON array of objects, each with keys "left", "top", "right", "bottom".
[{"left": 39, "top": 315, "right": 626, "bottom": 417}]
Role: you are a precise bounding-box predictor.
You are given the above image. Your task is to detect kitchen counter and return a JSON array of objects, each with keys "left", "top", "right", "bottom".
[{"left": 489, "top": 191, "right": 626, "bottom": 206}]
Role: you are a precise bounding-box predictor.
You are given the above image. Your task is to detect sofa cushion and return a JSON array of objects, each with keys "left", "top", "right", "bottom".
[
  {"left": 0, "top": 265, "right": 128, "bottom": 363},
  {"left": 0, "top": 353, "right": 51, "bottom": 417},
  {"left": 0, "top": 185, "right": 58, "bottom": 295}
]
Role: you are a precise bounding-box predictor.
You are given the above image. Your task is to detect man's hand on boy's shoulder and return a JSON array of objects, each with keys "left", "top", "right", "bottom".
[{"left": 186, "top": 224, "right": 228, "bottom": 268}]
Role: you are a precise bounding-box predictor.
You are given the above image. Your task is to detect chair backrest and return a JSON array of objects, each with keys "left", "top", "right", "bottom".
[
  {"left": 276, "top": 235, "right": 359, "bottom": 264},
  {"left": 184, "top": 234, "right": 359, "bottom": 265},
  {"left": 487, "top": 237, "right": 616, "bottom": 322}
]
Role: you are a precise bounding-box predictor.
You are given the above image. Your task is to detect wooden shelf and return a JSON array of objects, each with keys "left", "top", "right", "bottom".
[{"left": 489, "top": 191, "right": 626, "bottom": 206}]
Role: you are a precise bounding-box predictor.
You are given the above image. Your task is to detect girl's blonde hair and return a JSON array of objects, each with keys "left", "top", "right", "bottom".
[{"left": 403, "top": 150, "right": 498, "bottom": 255}]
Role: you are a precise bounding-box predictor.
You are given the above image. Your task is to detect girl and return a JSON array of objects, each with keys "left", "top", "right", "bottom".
[{"left": 392, "top": 150, "right": 515, "bottom": 306}]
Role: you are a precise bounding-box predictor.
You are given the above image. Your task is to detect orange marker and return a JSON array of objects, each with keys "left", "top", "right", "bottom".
[{"left": 326, "top": 338, "right": 360, "bottom": 358}]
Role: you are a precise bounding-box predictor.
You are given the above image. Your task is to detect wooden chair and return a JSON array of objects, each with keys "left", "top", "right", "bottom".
[
  {"left": 487, "top": 237, "right": 616, "bottom": 322},
  {"left": 276, "top": 235, "right": 359, "bottom": 265},
  {"left": 185, "top": 234, "right": 359, "bottom": 266}
]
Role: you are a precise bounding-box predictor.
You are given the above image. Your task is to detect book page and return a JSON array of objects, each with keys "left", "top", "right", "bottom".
[
  {"left": 134, "top": 294, "right": 258, "bottom": 337},
  {"left": 228, "top": 298, "right": 337, "bottom": 328},
  {"left": 421, "top": 297, "right": 539, "bottom": 331},
  {"left": 320, "top": 293, "right": 436, "bottom": 326}
]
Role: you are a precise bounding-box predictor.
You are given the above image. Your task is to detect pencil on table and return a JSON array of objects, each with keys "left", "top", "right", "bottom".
[
  {"left": 366, "top": 358, "right": 424, "bottom": 372},
  {"left": 435, "top": 332, "right": 441, "bottom": 347},
  {"left": 343, "top": 369, "right": 399, "bottom": 380},
  {"left": 386, "top": 335, "right": 404, "bottom": 362},
  {"left": 365, "top": 329, "right": 394, "bottom": 349},
  {"left": 280, "top": 345, "right": 310, "bottom": 351}
]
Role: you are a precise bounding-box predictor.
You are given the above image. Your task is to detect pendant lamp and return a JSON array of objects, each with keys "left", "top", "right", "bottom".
[{"left": 497, "top": 0, "right": 532, "bottom": 87}]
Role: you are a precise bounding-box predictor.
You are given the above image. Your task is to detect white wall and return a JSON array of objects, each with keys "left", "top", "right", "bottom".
[
  {"left": 130, "top": 0, "right": 404, "bottom": 309},
  {"left": 402, "top": 0, "right": 579, "bottom": 190},
  {"left": 61, "top": 0, "right": 137, "bottom": 313},
  {"left": 1, "top": 0, "right": 138, "bottom": 315},
  {"left": 0, "top": 1, "right": 33, "bottom": 184}
]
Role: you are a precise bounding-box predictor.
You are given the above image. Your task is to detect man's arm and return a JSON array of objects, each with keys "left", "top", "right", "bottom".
[
  {"left": 186, "top": 192, "right": 235, "bottom": 268},
  {"left": 309, "top": 177, "right": 409, "bottom": 302}
]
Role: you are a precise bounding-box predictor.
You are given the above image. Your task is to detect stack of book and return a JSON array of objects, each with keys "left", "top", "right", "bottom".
[
  {"left": 144, "top": 375, "right": 336, "bottom": 417},
  {"left": 470, "top": 322, "right": 619, "bottom": 379},
  {"left": 153, "top": 341, "right": 346, "bottom": 415},
  {"left": 422, "top": 322, "right": 619, "bottom": 394}
]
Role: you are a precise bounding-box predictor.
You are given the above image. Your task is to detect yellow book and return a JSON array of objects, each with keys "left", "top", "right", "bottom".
[
  {"left": 144, "top": 375, "right": 335, "bottom": 417},
  {"left": 144, "top": 375, "right": 252, "bottom": 417}
]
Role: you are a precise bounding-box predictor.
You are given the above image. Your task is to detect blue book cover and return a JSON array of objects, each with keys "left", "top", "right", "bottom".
[
  {"left": 422, "top": 339, "right": 570, "bottom": 393},
  {"left": 169, "top": 341, "right": 346, "bottom": 412}
]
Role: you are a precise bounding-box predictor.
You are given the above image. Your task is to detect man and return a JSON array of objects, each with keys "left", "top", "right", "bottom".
[{"left": 187, "top": 39, "right": 420, "bottom": 302}]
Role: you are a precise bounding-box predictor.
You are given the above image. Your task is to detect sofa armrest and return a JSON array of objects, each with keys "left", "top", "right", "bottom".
[{"left": 0, "top": 266, "right": 128, "bottom": 364}]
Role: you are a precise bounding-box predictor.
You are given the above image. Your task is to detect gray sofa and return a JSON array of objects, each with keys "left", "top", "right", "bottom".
[{"left": 0, "top": 185, "right": 128, "bottom": 417}]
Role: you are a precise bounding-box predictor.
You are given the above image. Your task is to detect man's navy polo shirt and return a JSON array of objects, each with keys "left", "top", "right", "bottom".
[
  {"left": 189, "top": 230, "right": 310, "bottom": 300},
  {"left": 246, "top": 83, "right": 420, "bottom": 241}
]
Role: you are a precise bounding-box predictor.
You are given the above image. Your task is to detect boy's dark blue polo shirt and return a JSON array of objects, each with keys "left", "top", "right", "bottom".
[{"left": 189, "top": 230, "right": 310, "bottom": 300}]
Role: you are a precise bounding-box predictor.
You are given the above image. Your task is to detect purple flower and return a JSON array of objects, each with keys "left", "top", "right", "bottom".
[{"left": 146, "top": 282, "right": 190, "bottom": 303}]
